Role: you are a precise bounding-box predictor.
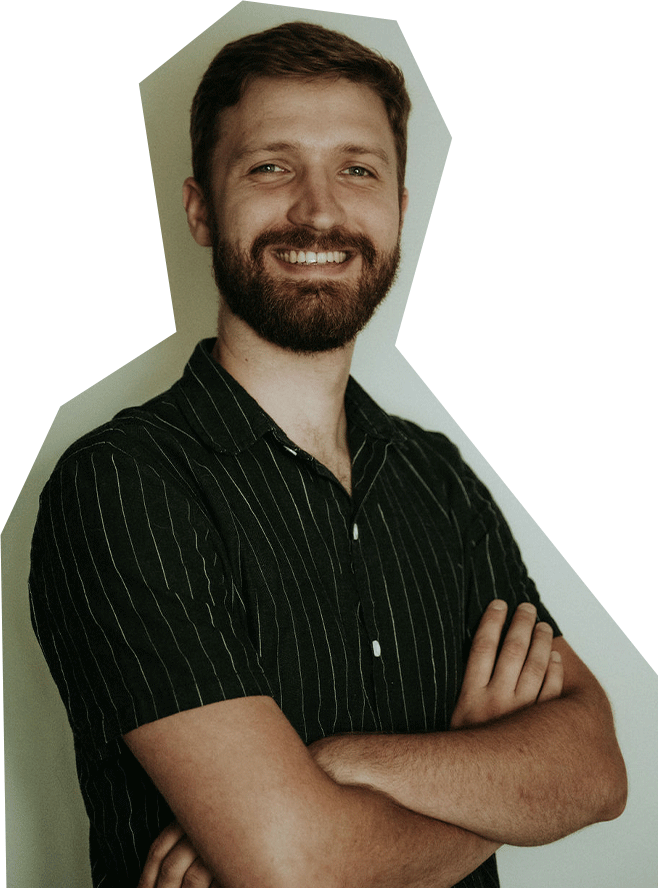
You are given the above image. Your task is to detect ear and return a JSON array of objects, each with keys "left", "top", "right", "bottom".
[
  {"left": 400, "top": 187, "right": 409, "bottom": 226},
  {"left": 183, "top": 177, "right": 213, "bottom": 247}
]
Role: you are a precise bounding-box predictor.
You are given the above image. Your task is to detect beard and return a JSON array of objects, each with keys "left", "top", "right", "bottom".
[{"left": 209, "top": 220, "right": 401, "bottom": 353}]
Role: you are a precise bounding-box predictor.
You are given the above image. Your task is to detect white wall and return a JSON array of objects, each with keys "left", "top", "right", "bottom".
[{"left": 3, "top": 3, "right": 656, "bottom": 886}]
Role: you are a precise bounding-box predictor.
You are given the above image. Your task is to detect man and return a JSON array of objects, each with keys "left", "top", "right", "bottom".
[{"left": 29, "top": 21, "right": 626, "bottom": 888}]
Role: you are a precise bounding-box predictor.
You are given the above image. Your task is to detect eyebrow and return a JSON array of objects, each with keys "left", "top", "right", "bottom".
[
  {"left": 231, "top": 141, "right": 393, "bottom": 167},
  {"left": 339, "top": 144, "right": 393, "bottom": 167}
]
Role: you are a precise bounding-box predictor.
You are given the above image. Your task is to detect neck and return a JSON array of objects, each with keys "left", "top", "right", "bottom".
[{"left": 213, "top": 310, "right": 355, "bottom": 476}]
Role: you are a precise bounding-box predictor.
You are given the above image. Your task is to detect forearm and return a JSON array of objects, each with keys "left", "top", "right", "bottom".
[
  {"left": 164, "top": 752, "right": 502, "bottom": 888},
  {"left": 128, "top": 697, "right": 499, "bottom": 888},
  {"left": 144, "top": 778, "right": 499, "bottom": 888},
  {"left": 295, "top": 781, "right": 501, "bottom": 888},
  {"left": 311, "top": 684, "right": 626, "bottom": 847}
]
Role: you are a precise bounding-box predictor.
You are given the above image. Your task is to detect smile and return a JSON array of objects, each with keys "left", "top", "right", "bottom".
[{"left": 274, "top": 249, "right": 349, "bottom": 266}]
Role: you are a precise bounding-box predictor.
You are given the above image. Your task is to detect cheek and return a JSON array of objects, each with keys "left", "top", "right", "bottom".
[
  {"left": 370, "top": 212, "right": 403, "bottom": 250},
  {"left": 352, "top": 193, "right": 402, "bottom": 243},
  {"left": 224, "top": 196, "right": 288, "bottom": 246}
]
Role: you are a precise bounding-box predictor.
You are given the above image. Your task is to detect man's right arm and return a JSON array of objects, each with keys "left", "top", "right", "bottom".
[
  {"left": 132, "top": 599, "right": 569, "bottom": 888},
  {"left": 125, "top": 695, "right": 499, "bottom": 888}
]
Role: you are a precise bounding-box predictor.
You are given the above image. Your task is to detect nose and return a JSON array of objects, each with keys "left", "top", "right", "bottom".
[{"left": 286, "top": 171, "right": 346, "bottom": 231}]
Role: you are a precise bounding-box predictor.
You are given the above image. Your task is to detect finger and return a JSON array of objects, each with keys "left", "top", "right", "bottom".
[
  {"left": 179, "top": 855, "right": 215, "bottom": 888},
  {"left": 461, "top": 600, "right": 508, "bottom": 690},
  {"left": 138, "top": 822, "right": 186, "bottom": 888},
  {"left": 490, "top": 602, "right": 537, "bottom": 689},
  {"left": 154, "top": 837, "right": 200, "bottom": 888},
  {"left": 514, "top": 621, "right": 554, "bottom": 704},
  {"left": 537, "top": 649, "right": 564, "bottom": 702}
]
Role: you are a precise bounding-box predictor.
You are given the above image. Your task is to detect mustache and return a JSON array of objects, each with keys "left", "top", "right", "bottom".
[{"left": 251, "top": 226, "right": 377, "bottom": 265}]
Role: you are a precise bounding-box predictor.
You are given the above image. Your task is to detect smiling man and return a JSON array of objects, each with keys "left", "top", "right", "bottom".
[
  {"left": 29, "top": 21, "right": 626, "bottom": 888},
  {"left": 197, "top": 74, "right": 405, "bottom": 357}
]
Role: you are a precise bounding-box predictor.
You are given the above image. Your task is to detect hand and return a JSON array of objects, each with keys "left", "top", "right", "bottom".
[
  {"left": 137, "top": 820, "right": 220, "bottom": 888},
  {"left": 450, "top": 600, "right": 563, "bottom": 730}
]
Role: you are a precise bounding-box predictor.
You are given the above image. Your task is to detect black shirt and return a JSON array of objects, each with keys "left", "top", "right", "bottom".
[{"left": 30, "top": 338, "right": 559, "bottom": 887}]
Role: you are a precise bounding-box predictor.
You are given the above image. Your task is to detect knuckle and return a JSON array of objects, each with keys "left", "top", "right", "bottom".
[
  {"left": 528, "top": 660, "right": 549, "bottom": 682},
  {"left": 160, "top": 855, "right": 185, "bottom": 881},
  {"left": 182, "top": 863, "right": 212, "bottom": 888},
  {"left": 503, "top": 637, "right": 529, "bottom": 659},
  {"left": 469, "top": 635, "right": 496, "bottom": 656},
  {"left": 485, "top": 691, "right": 504, "bottom": 712},
  {"left": 518, "top": 668, "right": 542, "bottom": 691}
]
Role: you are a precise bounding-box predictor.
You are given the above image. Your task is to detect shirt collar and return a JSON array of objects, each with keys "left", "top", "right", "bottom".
[{"left": 174, "top": 338, "right": 407, "bottom": 454}]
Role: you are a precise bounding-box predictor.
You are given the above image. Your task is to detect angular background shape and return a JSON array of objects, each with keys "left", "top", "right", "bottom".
[{"left": 2, "top": 2, "right": 656, "bottom": 886}]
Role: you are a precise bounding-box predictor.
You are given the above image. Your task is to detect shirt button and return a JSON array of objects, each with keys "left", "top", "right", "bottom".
[
  {"left": 352, "top": 523, "right": 359, "bottom": 541},
  {"left": 372, "top": 640, "right": 381, "bottom": 657}
]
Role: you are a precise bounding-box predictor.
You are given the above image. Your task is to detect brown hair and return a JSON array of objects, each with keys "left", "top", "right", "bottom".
[{"left": 190, "top": 21, "right": 411, "bottom": 200}]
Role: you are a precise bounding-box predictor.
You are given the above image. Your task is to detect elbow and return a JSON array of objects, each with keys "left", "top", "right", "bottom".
[
  {"left": 222, "top": 846, "right": 343, "bottom": 888},
  {"left": 598, "top": 750, "right": 628, "bottom": 822},
  {"left": 256, "top": 855, "right": 352, "bottom": 888},
  {"left": 240, "top": 801, "right": 356, "bottom": 888},
  {"left": 585, "top": 742, "right": 628, "bottom": 825}
]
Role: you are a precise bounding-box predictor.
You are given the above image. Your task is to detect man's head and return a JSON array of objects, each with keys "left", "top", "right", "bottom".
[
  {"left": 184, "top": 23, "right": 412, "bottom": 353},
  {"left": 190, "top": 21, "right": 411, "bottom": 204}
]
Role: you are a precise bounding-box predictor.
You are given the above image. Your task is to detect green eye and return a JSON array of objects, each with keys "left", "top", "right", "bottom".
[
  {"left": 252, "top": 163, "right": 285, "bottom": 174},
  {"left": 344, "top": 166, "right": 371, "bottom": 177}
]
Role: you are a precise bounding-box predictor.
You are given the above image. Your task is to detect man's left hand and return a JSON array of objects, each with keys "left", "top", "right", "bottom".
[{"left": 450, "top": 599, "right": 563, "bottom": 730}]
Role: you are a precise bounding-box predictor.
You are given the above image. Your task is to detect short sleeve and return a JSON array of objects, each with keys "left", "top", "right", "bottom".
[
  {"left": 29, "top": 443, "right": 273, "bottom": 759},
  {"left": 458, "top": 458, "right": 561, "bottom": 642}
]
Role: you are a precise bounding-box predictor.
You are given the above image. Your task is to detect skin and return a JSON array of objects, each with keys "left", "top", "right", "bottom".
[
  {"left": 135, "top": 601, "right": 564, "bottom": 888},
  {"left": 127, "top": 75, "right": 627, "bottom": 888},
  {"left": 308, "top": 606, "right": 626, "bottom": 846},
  {"left": 186, "top": 76, "right": 406, "bottom": 297},
  {"left": 183, "top": 76, "right": 408, "bottom": 494}
]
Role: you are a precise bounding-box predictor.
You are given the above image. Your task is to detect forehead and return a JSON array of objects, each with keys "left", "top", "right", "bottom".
[{"left": 215, "top": 76, "right": 396, "bottom": 165}]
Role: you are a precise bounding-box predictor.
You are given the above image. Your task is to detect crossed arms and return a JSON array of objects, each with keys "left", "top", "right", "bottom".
[{"left": 125, "top": 598, "right": 626, "bottom": 888}]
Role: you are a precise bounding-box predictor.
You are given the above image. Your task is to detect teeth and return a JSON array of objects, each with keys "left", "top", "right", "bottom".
[{"left": 276, "top": 250, "right": 348, "bottom": 266}]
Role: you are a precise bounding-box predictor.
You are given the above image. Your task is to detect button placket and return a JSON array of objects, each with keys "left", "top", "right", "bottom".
[{"left": 348, "top": 519, "right": 382, "bottom": 664}]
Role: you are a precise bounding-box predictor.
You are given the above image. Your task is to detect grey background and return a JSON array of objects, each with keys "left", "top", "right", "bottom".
[{"left": 3, "top": 3, "right": 657, "bottom": 885}]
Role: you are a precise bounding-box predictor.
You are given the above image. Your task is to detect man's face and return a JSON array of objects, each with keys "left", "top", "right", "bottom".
[{"left": 204, "top": 75, "right": 408, "bottom": 353}]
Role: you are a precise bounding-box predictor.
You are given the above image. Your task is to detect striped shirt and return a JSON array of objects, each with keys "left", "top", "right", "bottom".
[{"left": 30, "top": 338, "right": 559, "bottom": 887}]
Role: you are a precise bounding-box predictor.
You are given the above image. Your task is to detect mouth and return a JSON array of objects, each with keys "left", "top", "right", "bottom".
[{"left": 273, "top": 249, "right": 350, "bottom": 266}]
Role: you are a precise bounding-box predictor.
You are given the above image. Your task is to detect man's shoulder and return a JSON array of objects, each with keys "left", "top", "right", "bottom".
[
  {"left": 41, "top": 346, "right": 223, "bottom": 502},
  {"left": 346, "top": 378, "right": 477, "bottom": 498},
  {"left": 392, "top": 415, "right": 461, "bottom": 458},
  {"left": 46, "top": 339, "right": 245, "bottom": 482},
  {"left": 388, "top": 414, "right": 470, "bottom": 479},
  {"left": 382, "top": 413, "right": 494, "bottom": 517},
  {"left": 50, "top": 381, "right": 189, "bottom": 477}
]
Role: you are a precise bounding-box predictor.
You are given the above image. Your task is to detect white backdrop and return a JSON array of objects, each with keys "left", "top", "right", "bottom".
[{"left": 2, "top": 2, "right": 656, "bottom": 886}]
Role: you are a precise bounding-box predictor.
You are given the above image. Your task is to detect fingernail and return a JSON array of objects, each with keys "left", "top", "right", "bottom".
[
  {"left": 519, "top": 602, "right": 536, "bottom": 614},
  {"left": 550, "top": 650, "right": 562, "bottom": 663},
  {"left": 489, "top": 599, "right": 507, "bottom": 610}
]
